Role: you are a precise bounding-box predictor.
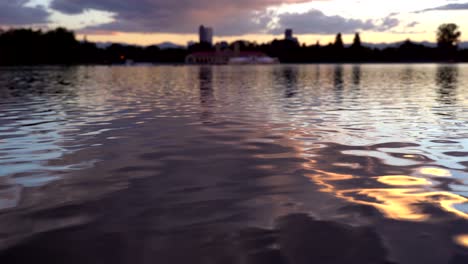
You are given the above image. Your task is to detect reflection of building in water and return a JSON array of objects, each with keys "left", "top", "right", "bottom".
[
  {"left": 282, "top": 66, "right": 298, "bottom": 98},
  {"left": 198, "top": 66, "right": 215, "bottom": 121},
  {"left": 199, "top": 66, "right": 214, "bottom": 104},
  {"left": 436, "top": 65, "right": 458, "bottom": 105}
]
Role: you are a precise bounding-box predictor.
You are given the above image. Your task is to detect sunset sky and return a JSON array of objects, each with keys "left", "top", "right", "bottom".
[{"left": 3, "top": 0, "right": 468, "bottom": 45}]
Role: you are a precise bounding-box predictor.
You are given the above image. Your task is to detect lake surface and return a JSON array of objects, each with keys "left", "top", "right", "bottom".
[{"left": 0, "top": 64, "right": 467, "bottom": 263}]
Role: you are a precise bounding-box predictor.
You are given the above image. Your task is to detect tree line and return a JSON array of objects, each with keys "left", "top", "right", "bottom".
[{"left": 0, "top": 24, "right": 465, "bottom": 65}]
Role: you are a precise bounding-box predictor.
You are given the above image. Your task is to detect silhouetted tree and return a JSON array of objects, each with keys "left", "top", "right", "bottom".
[
  {"left": 43, "top": 27, "right": 79, "bottom": 64},
  {"left": 437, "top": 23, "right": 461, "bottom": 61},
  {"left": 348, "top": 32, "right": 366, "bottom": 61},
  {"left": 334, "top": 33, "right": 344, "bottom": 49},
  {"left": 437, "top": 23, "right": 461, "bottom": 49},
  {"left": 351, "top": 33, "right": 362, "bottom": 48}
]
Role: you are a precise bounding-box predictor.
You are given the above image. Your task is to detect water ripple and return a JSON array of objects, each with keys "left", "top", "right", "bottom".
[{"left": 0, "top": 65, "right": 468, "bottom": 263}]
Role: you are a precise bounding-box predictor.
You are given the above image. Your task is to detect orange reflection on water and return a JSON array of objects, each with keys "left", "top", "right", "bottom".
[
  {"left": 419, "top": 167, "right": 452, "bottom": 177},
  {"left": 454, "top": 234, "right": 468, "bottom": 248},
  {"left": 342, "top": 188, "right": 429, "bottom": 221},
  {"left": 343, "top": 187, "right": 467, "bottom": 221},
  {"left": 306, "top": 172, "right": 468, "bottom": 221},
  {"left": 377, "top": 175, "right": 432, "bottom": 186},
  {"left": 304, "top": 168, "right": 354, "bottom": 194}
]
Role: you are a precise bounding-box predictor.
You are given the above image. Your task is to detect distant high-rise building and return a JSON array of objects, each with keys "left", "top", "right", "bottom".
[
  {"left": 199, "top": 25, "right": 205, "bottom": 43},
  {"left": 205, "top": 28, "right": 213, "bottom": 45},
  {"left": 284, "top": 29, "right": 299, "bottom": 44},
  {"left": 285, "top": 29, "right": 293, "bottom": 40},
  {"left": 199, "top": 25, "right": 213, "bottom": 45}
]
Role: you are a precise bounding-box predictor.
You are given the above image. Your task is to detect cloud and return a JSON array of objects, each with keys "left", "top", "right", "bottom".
[
  {"left": 376, "top": 16, "right": 400, "bottom": 32},
  {"left": 50, "top": 0, "right": 311, "bottom": 35},
  {"left": 50, "top": 0, "right": 405, "bottom": 36},
  {"left": 406, "top": 21, "right": 419, "bottom": 28},
  {"left": 417, "top": 3, "right": 468, "bottom": 13},
  {"left": 0, "top": 1, "right": 50, "bottom": 25},
  {"left": 271, "top": 10, "right": 400, "bottom": 34}
]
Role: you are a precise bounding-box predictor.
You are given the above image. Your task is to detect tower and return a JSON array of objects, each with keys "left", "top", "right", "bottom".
[
  {"left": 284, "top": 29, "right": 299, "bottom": 44},
  {"left": 285, "top": 29, "right": 293, "bottom": 40},
  {"left": 205, "top": 27, "right": 213, "bottom": 45},
  {"left": 199, "top": 25, "right": 206, "bottom": 44},
  {"left": 199, "top": 25, "right": 213, "bottom": 46}
]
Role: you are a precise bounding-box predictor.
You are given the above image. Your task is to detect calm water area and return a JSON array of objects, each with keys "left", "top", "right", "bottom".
[{"left": 0, "top": 64, "right": 467, "bottom": 263}]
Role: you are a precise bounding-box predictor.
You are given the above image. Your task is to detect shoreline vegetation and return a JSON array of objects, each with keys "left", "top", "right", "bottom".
[{"left": 0, "top": 24, "right": 466, "bottom": 65}]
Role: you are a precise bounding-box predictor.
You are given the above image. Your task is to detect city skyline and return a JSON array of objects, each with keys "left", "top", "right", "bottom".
[{"left": 2, "top": 0, "right": 468, "bottom": 46}]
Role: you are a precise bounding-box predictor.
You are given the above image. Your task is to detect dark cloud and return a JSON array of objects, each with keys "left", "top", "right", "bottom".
[
  {"left": 376, "top": 16, "right": 400, "bottom": 32},
  {"left": 271, "top": 10, "right": 400, "bottom": 34},
  {"left": 82, "top": 10, "right": 270, "bottom": 36},
  {"left": 0, "top": 1, "right": 49, "bottom": 25},
  {"left": 51, "top": 0, "right": 312, "bottom": 15},
  {"left": 417, "top": 3, "right": 468, "bottom": 12},
  {"left": 406, "top": 21, "right": 420, "bottom": 28},
  {"left": 51, "top": 0, "right": 404, "bottom": 36},
  {"left": 50, "top": 0, "right": 311, "bottom": 35}
]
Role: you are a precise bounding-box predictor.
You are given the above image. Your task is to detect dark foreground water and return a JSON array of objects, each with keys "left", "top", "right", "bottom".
[{"left": 0, "top": 64, "right": 467, "bottom": 264}]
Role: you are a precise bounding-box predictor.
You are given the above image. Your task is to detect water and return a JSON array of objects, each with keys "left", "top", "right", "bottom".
[{"left": 0, "top": 64, "right": 467, "bottom": 263}]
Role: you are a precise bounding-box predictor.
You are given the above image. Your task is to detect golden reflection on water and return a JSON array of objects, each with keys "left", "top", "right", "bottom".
[
  {"left": 343, "top": 188, "right": 429, "bottom": 221},
  {"left": 454, "top": 234, "right": 468, "bottom": 248},
  {"left": 344, "top": 187, "right": 468, "bottom": 221},
  {"left": 293, "top": 128, "right": 468, "bottom": 221},
  {"left": 305, "top": 171, "right": 468, "bottom": 221},
  {"left": 419, "top": 167, "right": 452, "bottom": 177},
  {"left": 377, "top": 175, "right": 432, "bottom": 186}
]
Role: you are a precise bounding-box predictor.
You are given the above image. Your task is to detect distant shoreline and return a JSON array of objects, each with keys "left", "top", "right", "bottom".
[
  {"left": 0, "top": 62, "right": 466, "bottom": 68},
  {"left": 1, "top": 28, "right": 467, "bottom": 66}
]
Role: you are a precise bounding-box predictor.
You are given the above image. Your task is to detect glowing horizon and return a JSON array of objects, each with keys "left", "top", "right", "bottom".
[{"left": 76, "top": 31, "right": 459, "bottom": 47}]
